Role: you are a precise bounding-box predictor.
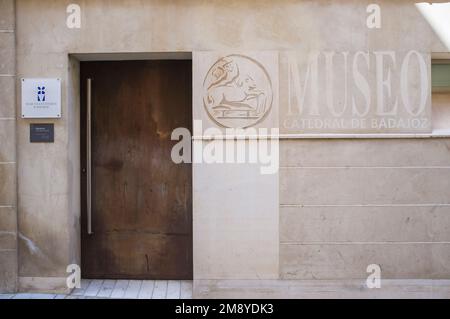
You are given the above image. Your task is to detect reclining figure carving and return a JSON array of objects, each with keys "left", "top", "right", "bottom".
[{"left": 205, "top": 57, "right": 267, "bottom": 118}]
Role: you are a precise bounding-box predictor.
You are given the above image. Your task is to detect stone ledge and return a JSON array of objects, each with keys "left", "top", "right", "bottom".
[
  {"left": 19, "top": 277, "right": 70, "bottom": 294},
  {"left": 194, "top": 279, "right": 450, "bottom": 299}
]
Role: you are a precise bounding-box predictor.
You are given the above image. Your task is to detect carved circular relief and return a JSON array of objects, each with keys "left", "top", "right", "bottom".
[{"left": 203, "top": 55, "right": 273, "bottom": 128}]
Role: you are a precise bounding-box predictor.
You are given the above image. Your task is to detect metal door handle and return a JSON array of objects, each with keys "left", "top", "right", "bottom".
[{"left": 87, "top": 78, "right": 93, "bottom": 235}]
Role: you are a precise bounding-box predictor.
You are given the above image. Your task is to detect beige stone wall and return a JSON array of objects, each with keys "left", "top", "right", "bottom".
[
  {"left": 192, "top": 51, "right": 280, "bottom": 280},
  {"left": 279, "top": 51, "right": 433, "bottom": 134},
  {"left": 0, "top": 0, "right": 18, "bottom": 293},
  {"left": 280, "top": 139, "right": 450, "bottom": 279},
  {"left": 7, "top": 0, "right": 450, "bottom": 295},
  {"left": 15, "top": 43, "right": 78, "bottom": 294}
]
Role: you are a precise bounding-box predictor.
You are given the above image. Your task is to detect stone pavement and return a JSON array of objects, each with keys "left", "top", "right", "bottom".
[{"left": 0, "top": 279, "right": 193, "bottom": 299}]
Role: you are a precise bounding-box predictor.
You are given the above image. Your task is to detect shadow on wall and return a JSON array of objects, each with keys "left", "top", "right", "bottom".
[{"left": 416, "top": 2, "right": 450, "bottom": 51}]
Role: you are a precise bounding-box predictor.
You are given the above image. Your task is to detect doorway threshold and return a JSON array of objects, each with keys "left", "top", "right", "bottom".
[
  {"left": 73, "top": 279, "right": 193, "bottom": 299},
  {"left": 1, "top": 279, "right": 193, "bottom": 299}
]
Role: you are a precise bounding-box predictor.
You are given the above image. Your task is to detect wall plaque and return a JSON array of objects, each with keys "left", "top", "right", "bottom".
[
  {"left": 194, "top": 51, "right": 279, "bottom": 131},
  {"left": 21, "top": 78, "right": 61, "bottom": 118},
  {"left": 30, "top": 123, "right": 54, "bottom": 143}
]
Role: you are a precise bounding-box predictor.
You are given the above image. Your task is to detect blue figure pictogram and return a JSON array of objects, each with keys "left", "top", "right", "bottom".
[{"left": 37, "top": 86, "right": 46, "bottom": 102}]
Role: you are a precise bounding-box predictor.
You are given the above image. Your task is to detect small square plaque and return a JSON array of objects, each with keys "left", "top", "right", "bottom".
[
  {"left": 22, "top": 78, "right": 61, "bottom": 118},
  {"left": 30, "top": 123, "right": 54, "bottom": 143}
]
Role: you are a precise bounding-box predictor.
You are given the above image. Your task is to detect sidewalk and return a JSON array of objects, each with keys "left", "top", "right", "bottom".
[{"left": 0, "top": 279, "right": 193, "bottom": 299}]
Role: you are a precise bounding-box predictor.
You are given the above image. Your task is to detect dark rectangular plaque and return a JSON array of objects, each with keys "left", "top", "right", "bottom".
[{"left": 30, "top": 123, "right": 54, "bottom": 143}]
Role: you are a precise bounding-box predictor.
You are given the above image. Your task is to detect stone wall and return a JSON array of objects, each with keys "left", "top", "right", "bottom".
[
  {"left": 0, "top": 0, "right": 17, "bottom": 293},
  {"left": 280, "top": 138, "right": 450, "bottom": 279},
  {"left": 7, "top": 0, "right": 450, "bottom": 296}
]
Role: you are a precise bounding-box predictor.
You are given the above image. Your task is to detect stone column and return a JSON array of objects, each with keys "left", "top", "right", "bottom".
[{"left": 0, "top": 0, "right": 17, "bottom": 293}]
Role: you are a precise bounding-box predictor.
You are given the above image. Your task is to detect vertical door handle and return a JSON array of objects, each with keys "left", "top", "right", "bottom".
[{"left": 87, "top": 78, "right": 93, "bottom": 235}]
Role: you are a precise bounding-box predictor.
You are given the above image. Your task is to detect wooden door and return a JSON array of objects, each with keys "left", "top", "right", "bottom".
[{"left": 80, "top": 60, "right": 192, "bottom": 279}]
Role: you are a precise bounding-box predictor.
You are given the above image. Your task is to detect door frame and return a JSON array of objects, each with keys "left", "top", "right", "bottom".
[{"left": 71, "top": 52, "right": 194, "bottom": 279}]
